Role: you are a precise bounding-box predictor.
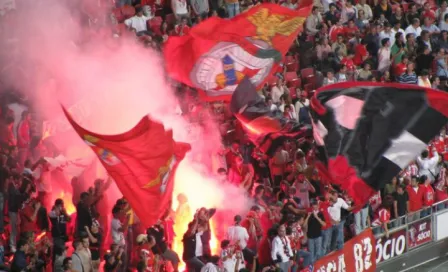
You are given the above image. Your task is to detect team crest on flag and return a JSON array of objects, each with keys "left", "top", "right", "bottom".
[
  {"left": 164, "top": 3, "right": 312, "bottom": 101},
  {"left": 83, "top": 134, "right": 121, "bottom": 166},
  {"left": 143, "top": 156, "right": 177, "bottom": 193}
]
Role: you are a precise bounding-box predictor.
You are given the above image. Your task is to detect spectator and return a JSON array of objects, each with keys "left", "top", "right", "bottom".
[
  {"left": 421, "top": 175, "right": 435, "bottom": 217},
  {"left": 225, "top": 0, "right": 239, "bottom": 18},
  {"left": 357, "top": 62, "right": 372, "bottom": 81},
  {"left": 172, "top": 0, "right": 190, "bottom": 21},
  {"left": 147, "top": 220, "right": 181, "bottom": 272},
  {"left": 418, "top": 69, "right": 432, "bottom": 87},
  {"left": 49, "top": 199, "right": 70, "bottom": 249},
  {"left": 378, "top": 38, "right": 391, "bottom": 73},
  {"left": 305, "top": 198, "right": 326, "bottom": 264},
  {"left": 11, "top": 239, "right": 30, "bottom": 271},
  {"left": 174, "top": 17, "right": 191, "bottom": 36},
  {"left": 270, "top": 225, "right": 293, "bottom": 272},
  {"left": 76, "top": 192, "right": 93, "bottom": 236},
  {"left": 405, "top": 18, "right": 422, "bottom": 38},
  {"left": 356, "top": 0, "right": 373, "bottom": 21},
  {"left": 306, "top": 7, "right": 322, "bottom": 35},
  {"left": 393, "top": 184, "right": 409, "bottom": 226},
  {"left": 372, "top": 196, "right": 393, "bottom": 237},
  {"left": 397, "top": 62, "right": 418, "bottom": 84},
  {"left": 327, "top": 190, "right": 352, "bottom": 252},
  {"left": 407, "top": 176, "right": 425, "bottom": 221},
  {"left": 373, "top": 0, "right": 392, "bottom": 21},
  {"left": 85, "top": 220, "right": 102, "bottom": 271},
  {"left": 417, "top": 149, "right": 439, "bottom": 183},
  {"left": 124, "top": 7, "right": 152, "bottom": 35}
]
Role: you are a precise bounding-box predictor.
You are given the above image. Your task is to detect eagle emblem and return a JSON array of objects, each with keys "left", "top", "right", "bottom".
[
  {"left": 143, "top": 156, "right": 176, "bottom": 193},
  {"left": 247, "top": 8, "right": 305, "bottom": 45},
  {"left": 83, "top": 134, "right": 121, "bottom": 166}
]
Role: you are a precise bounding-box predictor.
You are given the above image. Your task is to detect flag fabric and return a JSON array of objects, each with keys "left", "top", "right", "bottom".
[
  {"left": 63, "top": 108, "right": 191, "bottom": 228},
  {"left": 164, "top": 3, "right": 312, "bottom": 101},
  {"left": 230, "top": 77, "right": 311, "bottom": 156},
  {"left": 310, "top": 82, "right": 448, "bottom": 206}
]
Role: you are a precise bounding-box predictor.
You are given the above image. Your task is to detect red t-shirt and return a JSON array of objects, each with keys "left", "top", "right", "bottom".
[
  {"left": 372, "top": 208, "right": 390, "bottom": 227},
  {"left": 257, "top": 238, "right": 272, "bottom": 266},
  {"left": 421, "top": 10, "right": 436, "bottom": 21},
  {"left": 344, "top": 26, "right": 358, "bottom": 38},
  {"left": 353, "top": 44, "right": 368, "bottom": 66},
  {"left": 407, "top": 185, "right": 424, "bottom": 212},
  {"left": 20, "top": 204, "right": 37, "bottom": 233},
  {"left": 435, "top": 169, "right": 448, "bottom": 202},
  {"left": 369, "top": 191, "right": 382, "bottom": 212},
  {"left": 289, "top": 225, "right": 305, "bottom": 250},
  {"left": 329, "top": 26, "right": 345, "bottom": 42},
  {"left": 394, "top": 62, "right": 407, "bottom": 76},
  {"left": 341, "top": 57, "right": 355, "bottom": 71},
  {"left": 318, "top": 201, "right": 332, "bottom": 230},
  {"left": 422, "top": 184, "right": 435, "bottom": 206}
]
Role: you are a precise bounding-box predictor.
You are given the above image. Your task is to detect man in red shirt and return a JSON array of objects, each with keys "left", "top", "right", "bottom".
[
  {"left": 353, "top": 40, "right": 369, "bottom": 67},
  {"left": 421, "top": 175, "right": 435, "bottom": 217},
  {"left": 319, "top": 191, "right": 333, "bottom": 256},
  {"left": 406, "top": 176, "right": 424, "bottom": 222},
  {"left": 20, "top": 199, "right": 41, "bottom": 235},
  {"left": 17, "top": 111, "right": 31, "bottom": 166}
]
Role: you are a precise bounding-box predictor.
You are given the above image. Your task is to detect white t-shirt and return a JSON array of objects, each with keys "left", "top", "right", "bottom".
[
  {"left": 227, "top": 225, "right": 249, "bottom": 249},
  {"left": 124, "top": 15, "right": 151, "bottom": 32},
  {"left": 405, "top": 25, "right": 422, "bottom": 38},
  {"left": 111, "top": 218, "right": 125, "bottom": 246},
  {"left": 294, "top": 181, "right": 311, "bottom": 208},
  {"left": 195, "top": 231, "right": 204, "bottom": 257},
  {"left": 172, "top": 0, "right": 188, "bottom": 15},
  {"left": 328, "top": 198, "right": 350, "bottom": 222}
]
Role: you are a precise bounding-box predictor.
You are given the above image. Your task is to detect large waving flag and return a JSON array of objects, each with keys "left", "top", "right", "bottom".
[
  {"left": 311, "top": 82, "right": 448, "bottom": 205},
  {"left": 164, "top": 3, "right": 312, "bottom": 101},
  {"left": 230, "top": 77, "right": 311, "bottom": 156},
  {"left": 63, "top": 108, "right": 191, "bottom": 228}
]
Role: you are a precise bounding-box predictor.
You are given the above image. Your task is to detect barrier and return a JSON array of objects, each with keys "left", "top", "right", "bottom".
[{"left": 310, "top": 229, "right": 376, "bottom": 272}]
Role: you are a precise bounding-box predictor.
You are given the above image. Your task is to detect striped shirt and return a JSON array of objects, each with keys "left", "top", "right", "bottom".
[{"left": 398, "top": 73, "right": 418, "bottom": 84}]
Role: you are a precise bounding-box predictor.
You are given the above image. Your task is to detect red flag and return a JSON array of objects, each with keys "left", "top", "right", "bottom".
[
  {"left": 63, "top": 108, "right": 191, "bottom": 228},
  {"left": 164, "top": 3, "right": 312, "bottom": 101}
]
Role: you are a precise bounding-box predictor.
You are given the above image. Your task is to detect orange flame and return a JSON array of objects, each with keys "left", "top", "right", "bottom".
[
  {"left": 35, "top": 231, "right": 47, "bottom": 242},
  {"left": 57, "top": 191, "right": 76, "bottom": 215},
  {"left": 172, "top": 212, "right": 220, "bottom": 271}
]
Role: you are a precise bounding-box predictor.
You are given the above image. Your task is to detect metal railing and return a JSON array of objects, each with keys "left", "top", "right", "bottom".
[{"left": 371, "top": 197, "right": 448, "bottom": 261}]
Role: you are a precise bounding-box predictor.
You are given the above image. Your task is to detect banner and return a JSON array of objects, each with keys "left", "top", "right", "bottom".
[
  {"left": 408, "top": 218, "right": 432, "bottom": 249},
  {"left": 375, "top": 228, "right": 407, "bottom": 263},
  {"left": 310, "top": 229, "right": 376, "bottom": 272}
]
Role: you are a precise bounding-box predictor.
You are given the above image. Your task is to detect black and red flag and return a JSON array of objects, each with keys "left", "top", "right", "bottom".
[
  {"left": 230, "top": 77, "right": 311, "bottom": 156},
  {"left": 311, "top": 82, "right": 448, "bottom": 205}
]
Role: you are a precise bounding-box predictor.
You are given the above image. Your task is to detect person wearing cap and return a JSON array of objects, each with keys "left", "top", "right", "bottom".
[
  {"left": 227, "top": 215, "right": 254, "bottom": 265},
  {"left": 270, "top": 224, "right": 293, "bottom": 272}
]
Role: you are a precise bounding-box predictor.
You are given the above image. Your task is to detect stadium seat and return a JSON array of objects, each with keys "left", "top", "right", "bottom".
[
  {"left": 285, "top": 71, "right": 299, "bottom": 83},
  {"left": 402, "top": 3, "right": 409, "bottom": 12},
  {"left": 121, "top": 5, "right": 136, "bottom": 19},
  {"left": 289, "top": 87, "right": 298, "bottom": 100},
  {"left": 300, "top": 68, "right": 315, "bottom": 80},
  {"left": 285, "top": 55, "right": 298, "bottom": 72},
  {"left": 166, "top": 13, "right": 176, "bottom": 26},
  {"left": 267, "top": 75, "right": 278, "bottom": 86}
]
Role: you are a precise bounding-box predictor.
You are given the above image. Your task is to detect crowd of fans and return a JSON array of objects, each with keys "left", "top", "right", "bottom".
[{"left": 1, "top": 0, "right": 448, "bottom": 271}]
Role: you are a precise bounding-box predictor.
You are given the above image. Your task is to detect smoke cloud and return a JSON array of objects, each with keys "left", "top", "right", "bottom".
[{"left": 1, "top": 0, "right": 250, "bottom": 243}]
